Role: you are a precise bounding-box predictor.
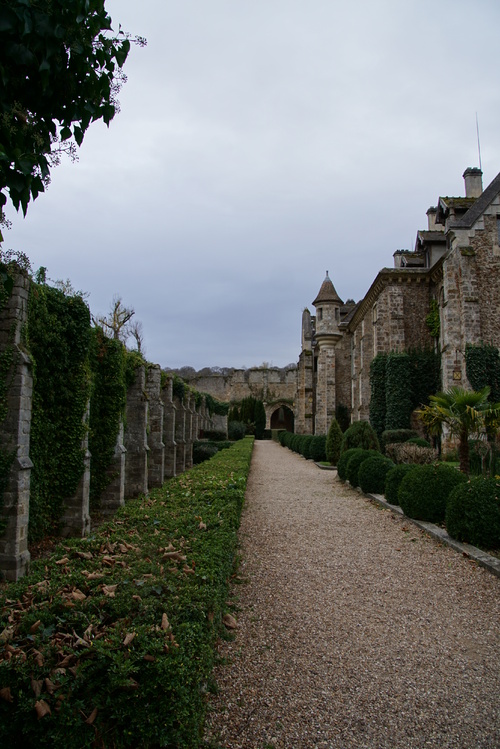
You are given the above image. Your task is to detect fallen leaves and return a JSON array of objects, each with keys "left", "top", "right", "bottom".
[
  {"left": 35, "top": 700, "right": 51, "bottom": 719},
  {"left": 222, "top": 614, "right": 238, "bottom": 630}
]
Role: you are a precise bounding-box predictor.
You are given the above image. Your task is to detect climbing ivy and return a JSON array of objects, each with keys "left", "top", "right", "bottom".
[
  {"left": 88, "top": 328, "right": 127, "bottom": 509},
  {"left": 385, "top": 353, "right": 414, "bottom": 430},
  {"left": 369, "top": 354, "right": 387, "bottom": 438},
  {"left": 425, "top": 298, "right": 440, "bottom": 339},
  {"left": 370, "top": 348, "right": 440, "bottom": 434},
  {"left": 465, "top": 344, "right": 500, "bottom": 402},
  {"left": 27, "top": 282, "right": 92, "bottom": 541}
]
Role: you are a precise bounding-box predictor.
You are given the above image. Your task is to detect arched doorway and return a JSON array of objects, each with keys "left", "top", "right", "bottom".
[{"left": 270, "top": 405, "right": 294, "bottom": 432}]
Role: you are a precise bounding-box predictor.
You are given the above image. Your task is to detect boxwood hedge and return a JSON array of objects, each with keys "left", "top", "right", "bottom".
[
  {"left": 0, "top": 438, "right": 254, "bottom": 749},
  {"left": 358, "top": 455, "right": 395, "bottom": 494},
  {"left": 446, "top": 477, "right": 500, "bottom": 549},
  {"left": 398, "top": 463, "right": 467, "bottom": 523}
]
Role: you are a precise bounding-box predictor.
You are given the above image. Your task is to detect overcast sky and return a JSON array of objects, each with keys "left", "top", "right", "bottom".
[{"left": 3, "top": 0, "right": 500, "bottom": 369}]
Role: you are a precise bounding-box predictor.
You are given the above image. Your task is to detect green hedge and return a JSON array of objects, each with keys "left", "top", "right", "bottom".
[
  {"left": 337, "top": 448, "right": 361, "bottom": 481},
  {"left": 340, "top": 421, "right": 380, "bottom": 454},
  {"left": 381, "top": 429, "right": 418, "bottom": 449},
  {"left": 325, "top": 419, "right": 343, "bottom": 465},
  {"left": 310, "top": 435, "right": 327, "bottom": 462},
  {"left": 358, "top": 455, "right": 395, "bottom": 494},
  {"left": 0, "top": 438, "right": 254, "bottom": 749},
  {"left": 345, "top": 449, "right": 380, "bottom": 488},
  {"left": 446, "top": 477, "right": 500, "bottom": 549},
  {"left": 27, "top": 283, "right": 92, "bottom": 541},
  {"left": 384, "top": 464, "right": 417, "bottom": 505},
  {"left": 398, "top": 463, "right": 467, "bottom": 523}
]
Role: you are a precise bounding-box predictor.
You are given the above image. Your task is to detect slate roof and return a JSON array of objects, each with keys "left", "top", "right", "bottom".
[
  {"left": 312, "top": 271, "right": 343, "bottom": 306},
  {"left": 450, "top": 171, "right": 500, "bottom": 228}
]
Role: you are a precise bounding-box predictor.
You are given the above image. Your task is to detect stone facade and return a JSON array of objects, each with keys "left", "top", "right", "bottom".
[
  {"left": 0, "top": 321, "right": 216, "bottom": 578},
  {"left": 297, "top": 167, "right": 500, "bottom": 434}
]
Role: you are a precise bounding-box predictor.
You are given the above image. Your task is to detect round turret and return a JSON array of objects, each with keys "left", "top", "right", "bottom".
[{"left": 312, "top": 271, "right": 343, "bottom": 345}]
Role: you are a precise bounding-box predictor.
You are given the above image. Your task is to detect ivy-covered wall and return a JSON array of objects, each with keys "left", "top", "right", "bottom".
[
  {"left": 369, "top": 349, "right": 441, "bottom": 437},
  {"left": 26, "top": 282, "right": 92, "bottom": 541},
  {"left": 465, "top": 344, "right": 500, "bottom": 402}
]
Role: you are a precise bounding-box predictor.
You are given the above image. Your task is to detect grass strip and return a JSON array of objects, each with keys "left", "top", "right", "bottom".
[{"left": 0, "top": 436, "right": 254, "bottom": 749}]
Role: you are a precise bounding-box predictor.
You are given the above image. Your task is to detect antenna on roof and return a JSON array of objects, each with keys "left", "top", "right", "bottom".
[{"left": 476, "top": 112, "right": 483, "bottom": 172}]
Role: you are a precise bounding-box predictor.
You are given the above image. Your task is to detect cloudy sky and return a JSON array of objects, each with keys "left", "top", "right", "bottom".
[{"left": 3, "top": 0, "right": 500, "bottom": 370}]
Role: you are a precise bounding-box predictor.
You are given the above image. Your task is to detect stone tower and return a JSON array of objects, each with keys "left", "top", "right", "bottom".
[{"left": 312, "top": 271, "right": 343, "bottom": 434}]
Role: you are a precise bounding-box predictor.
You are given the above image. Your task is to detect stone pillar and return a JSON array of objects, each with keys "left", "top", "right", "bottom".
[
  {"left": 184, "top": 394, "right": 194, "bottom": 471},
  {"left": 296, "top": 350, "right": 314, "bottom": 434},
  {"left": 100, "top": 420, "right": 126, "bottom": 513},
  {"left": 315, "top": 345, "right": 336, "bottom": 435},
  {"left": 0, "top": 271, "right": 32, "bottom": 580},
  {"left": 174, "top": 396, "right": 186, "bottom": 474},
  {"left": 146, "top": 365, "right": 165, "bottom": 488},
  {"left": 124, "top": 366, "right": 149, "bottom": 498},
  {"left": 162, "top": 377, "right": 176, "bottom": 478},
  {"left": 60, "top": 401, "right": 91, "bottom": 537}
]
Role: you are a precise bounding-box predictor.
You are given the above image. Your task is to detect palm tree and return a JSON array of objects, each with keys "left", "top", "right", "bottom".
[{"left": 418, "top": 386, "right": 500, "bottom": 474}]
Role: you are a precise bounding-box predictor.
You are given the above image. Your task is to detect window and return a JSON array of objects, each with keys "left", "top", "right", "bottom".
[{"left": 317, "top": 308, "right": 323, "bottom": 321}]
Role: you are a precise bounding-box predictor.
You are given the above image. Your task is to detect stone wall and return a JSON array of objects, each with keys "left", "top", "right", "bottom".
[
  {"left": 0, "top": 286, "right": 214, "bottom": 579},
  {"left": 0, "top": 272, "right": 32, "bottom": 580}
]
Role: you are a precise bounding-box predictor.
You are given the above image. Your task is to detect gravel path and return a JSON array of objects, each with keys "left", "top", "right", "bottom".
[{"left": 203, "top": 440, "right": 500, "bottom": 749}]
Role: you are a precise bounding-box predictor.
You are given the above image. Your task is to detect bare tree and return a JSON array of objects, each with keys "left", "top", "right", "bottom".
[
  {"left": 129, "top": 319, "right": 145, "bottom": 355},
  {"left": 95, "top": 295, "right": 135, "bottom": 341}
]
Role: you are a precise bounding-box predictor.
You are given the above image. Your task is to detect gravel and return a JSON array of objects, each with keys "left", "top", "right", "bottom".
[{"left": 203, "top": 440, "right": 500, "bottom": 749}]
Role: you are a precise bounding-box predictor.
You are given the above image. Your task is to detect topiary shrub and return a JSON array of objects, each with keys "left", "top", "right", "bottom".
[
  {"left": 228, "top": 420, "right": 246, "bottom": 441},
  {"left": 384, "top": 464, "right": 417, "bottom": 505},
  {"left": 193, "top": 442, "right": 219, "bottom": 464},
  {"left": 406, "top": 437, "right": 431, "bottom": 448},
  {"left": 398, "top": 464, "right": 467, "bottom": 523},
  {"left": 358, "top": 455, "right": 395, "bottom": 494},
  {"left": 340, "top": 421, "right": 380, "bottom": 454},
  {"left": 325, "top": 419, "right": 343, "bottom": 465},
  {"left": 346, "top": 449, "right": 380, "bottom": 488},
  {"left": 337, "top": 448, "right": 361, "bottom": 481},
  {"left": 446, "top": 477, "right": 500, "bottom": 548},
  {"left": 299, "top": 435, "right": 314, "bottom": 459},
  {"left": 381, "top": 429, "right": 418, "bottom": 450},
  {"left": 310, "top": 434, "right": 327, "bottom": 462},
  {"left": 203, "top": 430, "right": 226, "bottom": 442}
]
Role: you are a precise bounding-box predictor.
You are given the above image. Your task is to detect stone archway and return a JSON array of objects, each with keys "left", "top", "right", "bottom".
[{"left": 267, "top": 403, "right": 295, "bottom": 432}]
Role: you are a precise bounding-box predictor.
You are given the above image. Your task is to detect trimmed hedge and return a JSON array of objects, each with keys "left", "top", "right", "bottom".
[
  {"left": 398, "top": 463, "right": 467, "bottom": 523},
  {"left": 337, "top": 448, "right": 361, "bottom": 481},
  {"left": 381, "top": 429, "right": 418, "bottom": 449},
  {"left": 358, "top": 455, "right": 395, "bottom": 494},
  {"left": 340, "top": 421, "right": 380, "bottom": 454},
  {"left": 346, "top": 449, "right": 380, "bottom": 488},
  {"left": 0, "top": 438, "right": 254, "bottom": 749},
  {"left": 325, "top": 419, "right": 343, "bottom": 465},
  {"left": 310, "top": 435, "right": 327, "bottom": 462},
  {"left": 384, "top": 464, "right": 417, "bottom": 505},
  {"left": 446, "top": 477, "right": 500, "bottom": 549}
]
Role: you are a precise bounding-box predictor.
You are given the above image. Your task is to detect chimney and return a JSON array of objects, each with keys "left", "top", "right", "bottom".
[
  {"left": 427, "top": 207, "right": 438, "bottom": 230},
  {"left": 463, "top": 167, "right": 483, "bottom": 198}
]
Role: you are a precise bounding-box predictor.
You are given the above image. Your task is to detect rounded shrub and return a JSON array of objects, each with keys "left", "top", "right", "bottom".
[
  {"left": 384, "top": 464, "right": 417, "bottom": 505},
  {"left": 346, "top": 449, "right": 380, "bottom": 488},
  {"left": 381, "top": 429, "right": 418, "bottom": 450},
  {"left": 398, "top": 464, "right": 467, "bottom": 523},
  {"left": 193, "top": 443, "right": 218, "bottom": 464},
  {"left": 325, "top": 418, "right": 343, "bottom": 465},
  {"left": 337, "top": 448, "right": 360, "bottom": 481},
  {"left": 300, "top": 435, "right": 314, "bottom": 459},
  {"left": 228, "top": 420, "right": 246, "bottom": 441},
  {"left": 446, "top": 477, "right": 500, "bottom": 549},
  {"left": 310, "top": 435, "right": 327, "bottom": 462},
  {"left": 406, "top": 437, "right": 431, "bottom": 448},
  {"left": 358, "top": 455, "right": 395, "bottom": 494},
  {"left": 341, "top": 421, "right": 380, "bottom": 454}
]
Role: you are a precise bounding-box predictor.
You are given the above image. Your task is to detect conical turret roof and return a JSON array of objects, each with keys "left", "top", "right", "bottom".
[{"left": 312, "top": 271, "right": 343, "bottom": 306}]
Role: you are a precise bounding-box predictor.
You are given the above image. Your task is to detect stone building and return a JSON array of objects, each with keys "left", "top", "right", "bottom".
[{"left": 297, "top": 167, "right": 500, "bottom": 434}]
